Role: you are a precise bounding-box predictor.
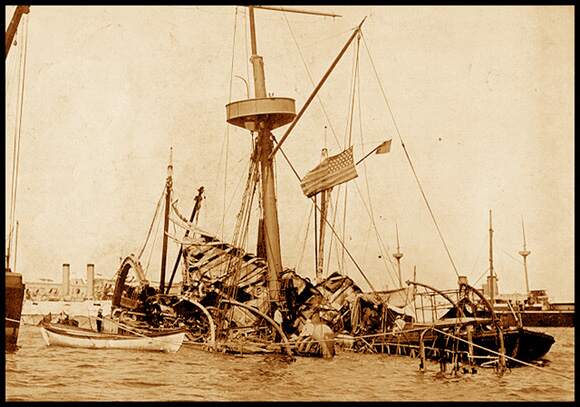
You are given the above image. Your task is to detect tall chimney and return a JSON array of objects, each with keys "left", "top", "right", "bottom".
[
  {"left": 86, "top": 263, "right": 95, "bottom": 300},
  {"left": 62, "top": 263, "right": 70, "bottom": 298}
]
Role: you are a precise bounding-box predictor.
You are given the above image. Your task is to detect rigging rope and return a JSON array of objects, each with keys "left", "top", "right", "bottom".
[
  {"left": 295, "top": 203, "right": 314, "bottom": 272},
  {"left": 325, "top": 185, "right": 340, "bottom": 276},
  {"left": 145, "top": 196, "right": 164, "bottom": 277},
  {"left": 360, "top": 31, "right": 460, "bottom": 278},
  {"left": 219, "top": 7, "right": 239, "bottom": 240},
  {"left": 137, "top": 186, "right": 166, "bottom": 260},
  {"left": 472, "top": 267, "right": 490, "bottom": 287},
  {"left": 216, "top": 144, "right": 261, "bottom": 333},
  {"left": 242, "top": 8, "right": 250, "bottom": 87},
  {"left": 7, "top": 15, "right": 29, "bottom": 268},
  {"left": 340, "top": 36, "right": 361, "bottom": 273},
  {"left": 269, "top": 135, "right": 379, "bottom": 293},
  {"left": 282, "top": 11, "right": 343, "bottom": 150},
  {"left": 355, "top": 54, "right": 400, "bottom": 288}
]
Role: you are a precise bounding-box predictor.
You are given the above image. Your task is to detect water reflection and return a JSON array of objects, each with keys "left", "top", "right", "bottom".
[{"left": 4, "top": 325, "right": 575, "bottom": 401}]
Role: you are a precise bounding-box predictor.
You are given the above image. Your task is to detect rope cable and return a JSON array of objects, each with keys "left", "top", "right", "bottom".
[
  {"left": 270, "top": 136, "right": 378, "bottom": 292},
  {"left": 282, "top": 11, "right": 342, "bottom": 150},
  {"left": 7, "top": 15, "right": 29, "bottom": 267},
  {"left": 219, "top": 7, "right": 238, "bottom": 239},
  {"left": 354, "top": 54, "right": 399, "bottom": 288},
  {"left": 360, "top": 31, "right": 460, "bottom": 278},
  {"left": 295, "top": 202, "right": 314, "bottom": 272},
  {"left": 137, "top": 186, "right": 166, "bottom": 260},
  {"left": 340, "top": 39, "right": 360, "bottom": 273},
  {"left": 145, "top": 197, "right": 164, "bottom": 276}
]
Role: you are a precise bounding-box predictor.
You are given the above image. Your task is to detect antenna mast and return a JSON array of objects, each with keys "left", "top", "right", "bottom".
[
  {"left": 393, "top": 224, "right": 404, "bottom": 288},
  {"left": 518, "top": 218, "right": 531, "bottom": 294},
  {"left": 487, "top": 209, "right": 497, "bottom": 304}
]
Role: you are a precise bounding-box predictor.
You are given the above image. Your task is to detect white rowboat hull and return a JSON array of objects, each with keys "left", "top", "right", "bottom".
[{"left": 40, "top": 326, "right": 185, "bottom": 353}]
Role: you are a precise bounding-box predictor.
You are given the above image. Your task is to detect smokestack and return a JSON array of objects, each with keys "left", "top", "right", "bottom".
[
  {"left": 62, "top": 263, "right": 70, "bottom": 298},
  {"left": 86, "top": 263, "right": 95, "bottom": 300}
]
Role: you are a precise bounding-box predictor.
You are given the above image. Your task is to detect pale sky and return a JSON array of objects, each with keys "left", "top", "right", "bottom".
[{"left": 5, "top": 6, "right": 574, "bottom": 301}]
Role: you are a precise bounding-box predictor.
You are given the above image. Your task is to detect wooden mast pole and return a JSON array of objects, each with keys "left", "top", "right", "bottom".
[
  {"left": 393, "top": 223, "right": 404, "bottom": 288},
  {"left": 248, "top": 6, "right": 283, "bottom": 307},
  {"left": 518, "top": 218, "right": 531, "bottom": 295},
  {"left": 316, "top": 149, "right": 330, "bottom": 283},
  {"left": 5, "top": 6, "right": 30, "bottom": 60},
  {"left": 237, "top": 6, "right": 355, "bottom": 310},
  {"left": 165, "top": 186, "right": 204, "bottom": 294},
  {"left": 488, "top": 209, "right": 495, "bottom": 304},
  {"left": 159, "top": 148, "right": 173, "bottom": 294}
]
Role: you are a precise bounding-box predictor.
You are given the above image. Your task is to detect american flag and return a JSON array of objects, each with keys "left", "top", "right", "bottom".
[{"left": 300, "top": 146, "right": 358, "bottom": 198}]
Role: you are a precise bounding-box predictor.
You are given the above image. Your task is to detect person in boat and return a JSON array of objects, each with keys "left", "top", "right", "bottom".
[
  {"left": 96, "top": 308, "right": 103, "bottom": 333},
  {"left": 39, "top": 312, "right": 52, "bottom": 326},
  {"left": 57, "top": 311, "right": 79, "bottom": 327},
  {"left": 57, "top": 311, "right": 68, "bottom": 324}
]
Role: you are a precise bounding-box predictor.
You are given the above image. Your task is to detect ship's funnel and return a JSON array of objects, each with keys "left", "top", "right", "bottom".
[
  {"left": 62, "top": 263, "right": 70, "bottom": 297},
  {"left": 86, "top": 263, "right": 95, "bottom": 300}
]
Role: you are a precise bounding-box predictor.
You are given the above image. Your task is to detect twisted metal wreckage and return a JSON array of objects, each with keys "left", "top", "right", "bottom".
[
  {"left": 110, "top": 224, "right": 417, "bottom": 359},
  {"left": 103, "top": 5, "right": 554, "bottom": 374}
]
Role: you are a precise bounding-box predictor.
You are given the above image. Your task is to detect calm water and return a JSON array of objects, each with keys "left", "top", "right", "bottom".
[{"left": 5, "top": 324, "right": 574, "bottom": 401}]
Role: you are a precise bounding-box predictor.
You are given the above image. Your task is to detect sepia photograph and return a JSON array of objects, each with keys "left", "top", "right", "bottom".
[{"left": 4, "top": 5, "right": 574, "bottom": 402}]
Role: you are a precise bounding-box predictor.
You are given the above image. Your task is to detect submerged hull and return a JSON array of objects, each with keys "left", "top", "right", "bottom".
[
  {"left": 40, "top": 324, "right": 185, "bottom": 353},
  {"left": 368, "top": 325, "right": 554, "bottom": 366},
  {"left": 5, "top": 271, "right": 25, "bottom": 351}
]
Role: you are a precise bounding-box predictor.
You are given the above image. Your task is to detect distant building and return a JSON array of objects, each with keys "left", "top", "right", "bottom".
[
  {"left": 24, "top": 263, "right": 182, "bottom": 301},
  {"left": 25, "top": 277, "right": 115, "bottom": 301}
]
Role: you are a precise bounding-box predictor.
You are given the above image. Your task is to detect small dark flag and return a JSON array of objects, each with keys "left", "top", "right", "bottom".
[{"left": 375, "top": 139, "right": 392, "bottom": 154}]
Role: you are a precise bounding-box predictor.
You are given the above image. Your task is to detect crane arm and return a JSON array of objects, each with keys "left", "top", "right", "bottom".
[{"left": 5, "top": 5, "right": 30, "bottom": 59}]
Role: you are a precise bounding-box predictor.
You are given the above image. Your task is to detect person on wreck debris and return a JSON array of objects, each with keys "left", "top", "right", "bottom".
[
  {"left": 361, "top": 307, "right": 373, "bottom": 333},
  {"left": 144, "top": 300, "right": 163, "bottom": 327},
  {"left": 310, "top": 312, "right": 336, "bottom": 358},
  {"left": 96, "top": 308, "right": 103, "bottom": 332},
  {"left": 272, "top": 303, "right": 284, "bottom": 341},
  {"left": 391, "top": 315, "right": 406, "bottom": 333}
]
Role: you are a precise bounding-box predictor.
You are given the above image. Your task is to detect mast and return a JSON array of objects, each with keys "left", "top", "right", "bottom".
[
  {"left": 248, "top": 6, "right": 284, "bottom": 306},
  {"left": 5, "top": 5, "right": 31, "bottom": 272},
  {"left": 488, "top": 209, "right": 496, "bottom": 304},
  {"left": 5, "top": 6, "right": 30, "bottom": 59},
  {"left": 159, "top": 148, "right": 173, "bottom": 294},
  {"left": 316, "top": 149, "right": 330, "bottom": 283},
  {"left": 225, "top": 6, "right": 355, "bottom": 309},
  {"left": 393, "top": 224, "right": 404, "bottom": 288},
  {"left": 518, "top": 218, "right": 531, "bottom": 295},
  {"left": 165, "top": 186, "right": 204, "bottom": 294}
]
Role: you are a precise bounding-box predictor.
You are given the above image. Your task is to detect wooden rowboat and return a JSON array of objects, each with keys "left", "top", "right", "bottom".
[{"left": 39, "top": 323, "right": 186, "bottom": 353}]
